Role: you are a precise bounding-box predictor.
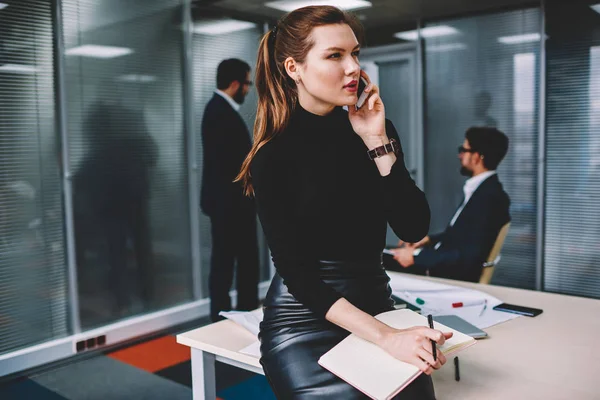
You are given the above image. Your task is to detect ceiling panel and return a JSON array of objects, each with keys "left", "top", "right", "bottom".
[
  {"left": 193, "top": 0, "right": 543, "bottom": 28},
  {"left": 191, "top": 0, "right": 546, "bottom": 46}
]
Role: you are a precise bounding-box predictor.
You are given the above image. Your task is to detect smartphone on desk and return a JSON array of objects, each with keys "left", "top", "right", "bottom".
[{"left": 493, "top": 302, "right": 543, "bottom": 317}]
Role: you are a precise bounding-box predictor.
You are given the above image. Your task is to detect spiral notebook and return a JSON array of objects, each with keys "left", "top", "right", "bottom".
[{"left": 318, "top": 309, "right": 476, "bottom": 400}]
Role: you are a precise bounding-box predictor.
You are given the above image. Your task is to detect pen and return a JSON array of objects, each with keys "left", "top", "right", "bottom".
[
  {"left": 454, "top": 356, "right": 460, "bottom": 381},
  {"left": 479, "top": 299, "right": 488, "bottom": 316},
  {"left": 427, "top": 314, "right": 437, "bottom": 362},
  {"left": 452, "top": 299, "right": 486, "bottom": 308}
]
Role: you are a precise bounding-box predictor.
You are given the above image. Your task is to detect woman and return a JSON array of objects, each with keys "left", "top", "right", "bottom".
[{"left": 236, "top": 6, "right": 451, "bottom": 399}]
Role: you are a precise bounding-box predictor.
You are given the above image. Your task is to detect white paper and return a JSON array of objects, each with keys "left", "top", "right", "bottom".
[
  {"left": 219, "top": 309, "right": 264, "bottom": 336},
  {"left": 239, "top": 340, "right": 261, "bottom": 358},
  {"left": 388, "top": 273, "right": 520, "bottom": 329},
  {"left": 442, "top": 304, "right": 519, "bottom": 329}
]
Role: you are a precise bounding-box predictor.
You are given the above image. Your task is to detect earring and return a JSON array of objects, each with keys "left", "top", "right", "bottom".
[{"left": 295, "top": 77, "right": 301, "bottom": 85}]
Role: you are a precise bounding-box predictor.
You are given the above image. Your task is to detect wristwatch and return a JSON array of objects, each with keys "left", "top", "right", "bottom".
[{"left": 367, "top": 138, "right": 400, "bottom": 160}]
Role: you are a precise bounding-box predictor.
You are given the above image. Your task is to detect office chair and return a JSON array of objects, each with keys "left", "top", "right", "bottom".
[{"left": 479, "top": 222, "right": 511, "bottom": 285}]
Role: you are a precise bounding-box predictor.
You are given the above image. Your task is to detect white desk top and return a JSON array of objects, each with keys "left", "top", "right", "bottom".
[
  {"left": 419, "top": 274, "right": 600, "bottom": 400},
  {"left": 177, "top": 272, "right": 600, "bottom": 399},
  {"left": 177, "top": 317, "right": 262, "bottom": 370}
]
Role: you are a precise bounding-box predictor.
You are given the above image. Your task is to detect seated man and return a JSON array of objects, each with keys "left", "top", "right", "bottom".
[{"left": 386, "top": 126, "right": 511, "bottom": 283}]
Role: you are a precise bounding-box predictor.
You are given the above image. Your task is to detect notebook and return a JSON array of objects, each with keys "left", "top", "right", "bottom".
[{"left": 318, "top": 309, "right": 476, "bottom": 400}]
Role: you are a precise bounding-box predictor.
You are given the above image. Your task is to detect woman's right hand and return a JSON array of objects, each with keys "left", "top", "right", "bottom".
[{"left": 377, "top": 326, "right": 453, "bottom": 375}]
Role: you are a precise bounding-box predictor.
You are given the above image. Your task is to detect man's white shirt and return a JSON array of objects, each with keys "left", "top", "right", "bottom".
[
  {"left": 215, "top": 89, "right": 241, "bottom": 112},
  {"left": 449, "top": 170, "right": 497, "bottom": 227}
]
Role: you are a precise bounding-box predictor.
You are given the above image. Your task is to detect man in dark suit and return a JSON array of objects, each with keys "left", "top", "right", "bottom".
[
  {"left": 201, "top": 59, "right": 259, "bottom": 321},
  {"left": 387, "top": 127, "right": 511, "bottom": 283}
]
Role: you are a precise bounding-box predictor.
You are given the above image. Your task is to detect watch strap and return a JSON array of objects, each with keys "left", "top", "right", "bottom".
[{"left": 367, "top": 138, "right": 399, "bottom": 160}]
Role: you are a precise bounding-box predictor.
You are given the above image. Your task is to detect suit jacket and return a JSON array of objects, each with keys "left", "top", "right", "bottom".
[
  {"left": 200, "top": 94, "right": 253, "bottom": 217},
  {"left": 415, "top": 174, "right": 511, "bottom": 283}
]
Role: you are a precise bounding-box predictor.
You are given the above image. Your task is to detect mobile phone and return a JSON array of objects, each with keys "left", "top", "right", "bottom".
[
  {"left": 492, "top": 302, "right": 543, "bottom": 317},
  {"left": 355, "top": 76, "right": 369, "bottom": 110}
]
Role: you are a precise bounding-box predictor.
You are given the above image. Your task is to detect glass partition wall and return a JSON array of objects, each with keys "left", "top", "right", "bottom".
[
  {"left": 423, "top": 8, "right": 542, "bottom": 289},
  {"left": 0, "top": 0, "right": 271, "bottom": 377},
  {"left": 62, "top": 0, "right": 194, "bottom": 330},
  {"left": 0, "top": 0, "right": 68, "bottom": 356}
]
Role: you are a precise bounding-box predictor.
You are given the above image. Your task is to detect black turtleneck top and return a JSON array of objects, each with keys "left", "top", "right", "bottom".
[{"left": 251, "top": 105, "right": 430, "bottom": 317}]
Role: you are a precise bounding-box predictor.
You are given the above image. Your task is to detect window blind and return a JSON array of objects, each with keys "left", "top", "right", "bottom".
[
  {"left": 544, "top": 2, "right": 600, "bottom": 298},
  {"left": 0, "top": 0, "right": 68, "bottom": 355}
]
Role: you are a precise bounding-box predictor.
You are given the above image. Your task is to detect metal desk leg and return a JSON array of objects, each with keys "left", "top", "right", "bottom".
[{"left": 191, "top": 348, "right": 216, "bottom": 399}]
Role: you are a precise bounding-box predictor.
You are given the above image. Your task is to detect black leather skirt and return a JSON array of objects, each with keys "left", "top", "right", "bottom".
[{"left": 259, "top": 258, "right": 436, "bottom": 399}]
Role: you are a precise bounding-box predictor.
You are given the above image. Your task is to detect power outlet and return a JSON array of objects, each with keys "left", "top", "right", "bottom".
[{"left": 75, "top": 334, "right": 107, "bottom": 353}]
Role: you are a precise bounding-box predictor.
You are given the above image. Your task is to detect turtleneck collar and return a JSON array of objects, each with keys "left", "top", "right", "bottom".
[{"left": 295, "top": 102, "right": 340, "bottom": 122}]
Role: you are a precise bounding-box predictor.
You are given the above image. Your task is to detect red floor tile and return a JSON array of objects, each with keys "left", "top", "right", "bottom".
[{"left": 108, "top": 335, "right": 191, "bottom": 373}]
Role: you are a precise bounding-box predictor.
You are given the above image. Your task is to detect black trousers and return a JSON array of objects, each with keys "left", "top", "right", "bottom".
[{"left": 209, "top": 209, "right": 259, "bottom": 321}]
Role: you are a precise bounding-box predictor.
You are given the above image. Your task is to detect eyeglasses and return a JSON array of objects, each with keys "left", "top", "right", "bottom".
[{"left": 458, "top": 145, "right": 476, "bottom": 154}]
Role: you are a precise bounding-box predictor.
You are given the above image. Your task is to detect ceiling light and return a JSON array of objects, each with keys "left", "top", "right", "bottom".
[
  {"left": 265, "top": 0, "right": 372, "bottom": 12},
  {"left": 65, "top": 45, "right": 133, "bottom": 59},
  {"left": 590, "top": 4, "right": 600, "bottom": 14},
  {"left": 497, "top": 33, "right": 542, "bottom": 45},
  {"left": 394, "top": 26, "right": 459, "bottom": 41},
  {"left": 0, "top": 64, "right": 37, "bottom": 74},
  {"left": 193, "top": 19, "right": 256, "bottom": 35},
  {"left": 426, "top": 43, "right": 467, "bottom": 53},
  {"left": 0, "top": 3, "right": 8, "bottom": 10},
  {"left": 116, "top": 74, "right": 157, "bottom": 83}
]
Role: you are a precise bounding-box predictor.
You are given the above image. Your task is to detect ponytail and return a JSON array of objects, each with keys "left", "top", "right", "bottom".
[{"left": 235, "top": 28, "right": 295, "bottom": 196}]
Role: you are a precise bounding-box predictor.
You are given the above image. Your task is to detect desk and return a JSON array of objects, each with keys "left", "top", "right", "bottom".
[{"left": 177, "top": 272, "right": 600, "bottom": 399}]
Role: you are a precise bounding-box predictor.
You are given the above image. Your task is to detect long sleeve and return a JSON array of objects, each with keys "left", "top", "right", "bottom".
[
  {"left": 415, "top": 191, "right": 507, "bottom": 275},
  {"left": 381, "top": 120, "right": 430, "bottom": 243},
  {"left": 200, "top": 98, "right": 252, "bottom": 216},
  {"left": 252, "top": 145, "right": 342, "bottom": 317},
  {"left": 201, "top": 109, "right": 239, "bottom": 182},
  {"left": 428, "top": 232, "right": 446, "bottom": 245}
]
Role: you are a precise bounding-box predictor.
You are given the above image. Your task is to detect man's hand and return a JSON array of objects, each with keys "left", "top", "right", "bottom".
[
  {"left": 392, "top": 247, "right": 415, "bottom": 268},
  {"left": 397, "top": 235, "right": 430, "bottom": 250}
]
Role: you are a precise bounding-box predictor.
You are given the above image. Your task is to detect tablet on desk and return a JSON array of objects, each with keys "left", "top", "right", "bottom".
[{"left": 433, "top": 315, "right": 488, "bottom": 339}]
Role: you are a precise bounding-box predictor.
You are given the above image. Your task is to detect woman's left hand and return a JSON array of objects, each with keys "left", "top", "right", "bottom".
[{"left": 348, "top": 71, "right": 387, "bottom": 147}]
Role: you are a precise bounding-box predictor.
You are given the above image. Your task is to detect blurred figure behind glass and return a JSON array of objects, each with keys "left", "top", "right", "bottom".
[
  {"left": 73, "top": 102, "right": 158, "bottom": 316},
  {"left": 474, "top": 90, "right": 498, "bottom": 128}
]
